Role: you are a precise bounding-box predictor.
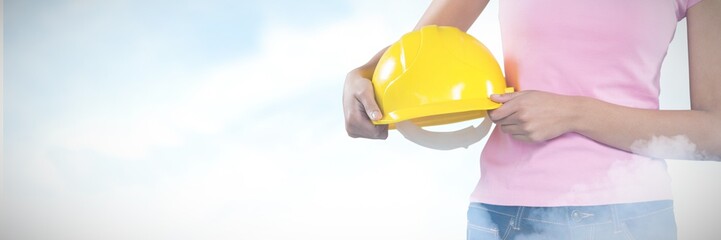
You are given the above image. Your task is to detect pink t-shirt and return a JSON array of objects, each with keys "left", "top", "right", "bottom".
[{"left": 472, "top": 0, "right": 703, "bottom": 206}]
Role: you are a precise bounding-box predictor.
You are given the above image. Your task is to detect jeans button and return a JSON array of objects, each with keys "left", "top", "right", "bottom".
[{"left": 571, "top": 210, "right": 582, "bottom": 222}]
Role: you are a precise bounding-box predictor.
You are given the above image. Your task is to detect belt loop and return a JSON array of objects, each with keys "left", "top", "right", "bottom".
[
  {"left": 611, "top": 205, "right": 623, "bottom": 233},
  {"left": 510, "top": 207, "right": 524, "bottom": 231}
]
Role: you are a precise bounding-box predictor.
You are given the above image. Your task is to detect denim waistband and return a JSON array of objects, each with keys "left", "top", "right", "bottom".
[{"left": 469, "top": 200, "right": 673, "bottom": 226}]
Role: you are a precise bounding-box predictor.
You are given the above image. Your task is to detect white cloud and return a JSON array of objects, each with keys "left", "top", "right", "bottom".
[
  {"left": 3, "top": 124, "right": 481, "bottom": 239},
  {"left": 630, "top": 135, "right": 721, "bottom": 161},
  {"left": 50, "top": 4, "right": 401, "bottom": 159}
]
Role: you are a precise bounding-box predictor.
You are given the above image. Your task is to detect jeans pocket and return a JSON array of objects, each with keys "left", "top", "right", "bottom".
[
  {"left": 467, "top": 205, "right": 513, "bottom": 240},
  {"left": 620, "top": 207, "right": 677, "bottom": 240},
  {"left": 467, "top": 223, "right": 501, "bottom": 240}
]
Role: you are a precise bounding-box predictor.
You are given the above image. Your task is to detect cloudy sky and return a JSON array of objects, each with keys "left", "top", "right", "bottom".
[{"left": 3, "top": 0, "right": 720, "bottom": 239}]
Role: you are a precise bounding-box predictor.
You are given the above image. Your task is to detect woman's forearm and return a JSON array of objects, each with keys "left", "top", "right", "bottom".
[
  {"left": 414, "top": 0, "right": 489, "bottom": 31},
  {"left": 572, "top": 97, "right": 721, "bottom": 160}
]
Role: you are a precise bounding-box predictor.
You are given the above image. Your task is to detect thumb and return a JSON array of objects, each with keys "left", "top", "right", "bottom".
[
  {"left": 490, "top": 91, "right": 523, "bottom": 103},
  {"left": 358, "top": 89, "right": 383, "bottom": 121}
]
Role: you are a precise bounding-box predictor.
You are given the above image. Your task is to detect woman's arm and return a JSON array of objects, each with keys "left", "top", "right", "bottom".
[
  {"left": 489, "top": 1, "right": 721, "bottom": 160},
  {"left": 344, "top": 0, "right": 490, "bottom": 139},
  {"left": 413, "top": 0, "right": 489, "bottom": 31}
]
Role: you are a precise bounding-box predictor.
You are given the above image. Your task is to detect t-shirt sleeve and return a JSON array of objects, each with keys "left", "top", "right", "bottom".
[{"left": 677, "top": 0, "right": 704, "bottom": 21}]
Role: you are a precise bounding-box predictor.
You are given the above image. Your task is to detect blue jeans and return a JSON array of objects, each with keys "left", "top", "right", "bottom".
[{"left": 467, "top": 200, "right": 676, "bottom": 240}]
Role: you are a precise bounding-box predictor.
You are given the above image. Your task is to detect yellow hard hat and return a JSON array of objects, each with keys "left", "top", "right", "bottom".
[{"left": 372, "top": 25, "right": 512, "bottom": 129}]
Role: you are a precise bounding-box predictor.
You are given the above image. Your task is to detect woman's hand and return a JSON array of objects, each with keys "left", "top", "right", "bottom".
[
  {"left": 342, "top": 68, "right": 389, "bottom": 139},
  {"left": 488, "top": 90, "right": 583, "bottom": 142}
]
